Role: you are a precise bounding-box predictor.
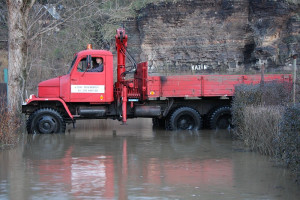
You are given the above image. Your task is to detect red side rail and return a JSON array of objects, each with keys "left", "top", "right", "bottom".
[{"left": 145, "top": 74, "right": 292, "bottom": 98}]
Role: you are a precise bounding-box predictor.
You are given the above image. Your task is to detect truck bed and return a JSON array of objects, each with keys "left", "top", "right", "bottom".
[
  {"left": 134, "top": 62, "right": 292, "bottom": 100},
  {"left": 146, "top": 74, "right": 291, "bottom": 98}
]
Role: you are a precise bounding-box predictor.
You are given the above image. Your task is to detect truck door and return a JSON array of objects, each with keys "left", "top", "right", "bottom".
[{"left": 70, "top": 55, "right": 106, "bottom": 102}]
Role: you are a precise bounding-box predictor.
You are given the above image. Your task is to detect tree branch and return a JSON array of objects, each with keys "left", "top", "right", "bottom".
[
  {"left": 27, "top": 0, "right": 64, "bottom": 32},
  {"left": 29, "top": 0, "right": 96, "bottom": 41}
]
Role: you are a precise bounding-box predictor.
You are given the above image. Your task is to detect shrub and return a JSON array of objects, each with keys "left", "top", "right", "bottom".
[
  {"left": 232, "top": 81, "right": 300, "bottom": 182},
  {"left": 275, "top": 104, "right": 300, "bottom": 181},
  {"left": 232, "top": 81, "right": 292, "bottom": 136},
  {"left": 238, "top": 105, "right": 283, "bottom": 155}
]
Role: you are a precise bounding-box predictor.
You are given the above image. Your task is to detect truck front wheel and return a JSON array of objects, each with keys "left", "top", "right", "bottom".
[
  {"left": 168, "top": 107, "right": 202, "bottom": 130},
  {"left": 27, "top": 108, "right": 66, "bottom": 134},
  {"left": 209, "top": 106, "right": 231, "bottom": 129}
]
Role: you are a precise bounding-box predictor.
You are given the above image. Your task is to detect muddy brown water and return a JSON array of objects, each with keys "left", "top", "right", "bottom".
[{"left": 0, "top": 119, "right": 299, "bottom": 200}]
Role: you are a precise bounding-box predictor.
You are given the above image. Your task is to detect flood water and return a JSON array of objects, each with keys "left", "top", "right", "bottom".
[{"left": 0, "top": 119, "right": 299, "bottom": 200}]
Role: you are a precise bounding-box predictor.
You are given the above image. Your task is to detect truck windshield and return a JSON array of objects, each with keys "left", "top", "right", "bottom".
[{"left": 67, "top": 55, "right": 77, "bottom": 74}]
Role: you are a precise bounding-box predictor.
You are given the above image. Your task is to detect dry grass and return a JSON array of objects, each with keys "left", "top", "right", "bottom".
[
  {"left": 236, "top": 105, "right": 283, "bottom": 155},
  {"left": 232, "top": 81, "right": 292, "bottom": 138},
  {"left": 0, "top": 98, "right": 20, "bottom": 149}
]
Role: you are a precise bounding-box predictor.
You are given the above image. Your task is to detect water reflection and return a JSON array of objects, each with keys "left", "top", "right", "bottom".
[{"left": 0, "top": 119, "right": 299, "bottom": 199}]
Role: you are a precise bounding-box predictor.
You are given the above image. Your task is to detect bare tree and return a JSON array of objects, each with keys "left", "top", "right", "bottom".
[
  {"left": 6, "top": 0, "right": 96, "bottom": 113},
  {"left": 6, "top": 0, "right": 36, "bottom": 112},
  {"left": 6, "top": 0, "right": 147, "bottom": 113},
  {"left": 25, "top": 0, "right": 101, "bottom": 94}
]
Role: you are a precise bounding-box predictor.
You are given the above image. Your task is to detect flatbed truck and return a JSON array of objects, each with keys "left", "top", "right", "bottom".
[{"left": 22, "top": 28, "right": 292, "bottom": 133}]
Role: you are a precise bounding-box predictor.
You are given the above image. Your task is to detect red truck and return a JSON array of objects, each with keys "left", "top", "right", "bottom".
[{"left": 22, "top": 28, "right": 292, "bottom": 134}]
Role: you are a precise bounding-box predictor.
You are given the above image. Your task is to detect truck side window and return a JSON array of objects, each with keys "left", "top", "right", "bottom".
[
  {"left": 87, "top": 57, "right": 103, "bottom": 72},
  {"left": 77, "top": 57, "right": 88, "bottom": 72}
]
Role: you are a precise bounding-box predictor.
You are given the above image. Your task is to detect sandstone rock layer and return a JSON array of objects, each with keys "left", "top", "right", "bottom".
[{"left": 124, "top": 0, "right": 300, "bottom": 73}]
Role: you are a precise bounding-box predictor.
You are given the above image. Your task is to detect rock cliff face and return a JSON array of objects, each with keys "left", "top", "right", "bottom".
[{"left": 124, "top": 0, "right": 300, "bottom": 73}]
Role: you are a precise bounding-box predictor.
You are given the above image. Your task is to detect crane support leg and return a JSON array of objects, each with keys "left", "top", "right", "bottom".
[{"left": 122, "top": 86, "right": 128, "bottom": 124}]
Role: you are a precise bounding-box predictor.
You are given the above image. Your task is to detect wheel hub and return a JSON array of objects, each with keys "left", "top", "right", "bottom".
[
  {"left": 177, "top": 116, "right": 194, "bottom": 130},
  {"left": 43, "top": 122, "right": 51, "bottom": 129},
  {"left": 38, "top": 116, "right": 57, "bottom": 134}
]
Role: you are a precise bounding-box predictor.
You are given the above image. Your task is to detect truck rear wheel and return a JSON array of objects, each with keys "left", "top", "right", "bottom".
[
  {"left": 209, "top": 106, "right": 231, "bottom": 129},
  {"left": 27, "top": 108, "right": 66, "bottom": 134},
  {"left": 168, "top": 107, "right": 202, "bottom": 130}
]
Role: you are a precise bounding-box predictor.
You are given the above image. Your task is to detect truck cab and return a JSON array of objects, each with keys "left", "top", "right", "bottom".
[{"left": 38, "top": 49, "right": 114, "bottom": 103}]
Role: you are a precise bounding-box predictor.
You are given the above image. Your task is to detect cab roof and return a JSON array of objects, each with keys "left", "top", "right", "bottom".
[{"left": 76, "top": 49, "right": 113, "bottom": 57}]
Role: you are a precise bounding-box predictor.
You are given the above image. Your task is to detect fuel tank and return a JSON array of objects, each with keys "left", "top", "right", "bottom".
[
  {"left": 79, "top": 106, "right": 107, "bottom": 117},
  {"left": 134, "top": 106, "right": 161, "bottom": 117}
]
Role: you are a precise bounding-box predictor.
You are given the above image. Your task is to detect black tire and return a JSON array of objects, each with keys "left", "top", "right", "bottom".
[
  {"left": 209, "top": 106, "right": 231, "bottom": 129},
  {"left": 203, "top": 108, "right": 215, "bottom": 129},
  {"left": 27, "top": 108, "right": 66, "bottom": 134},
  {"left": 152, "top": 117, "right": 165, "bottom": 128},
  {"left": 168, "top": 107, "right": 202, "bottom": 130}
]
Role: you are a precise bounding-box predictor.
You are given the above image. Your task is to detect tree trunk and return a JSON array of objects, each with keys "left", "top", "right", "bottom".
[{"left": 6, "top": 0, "right": 35, "bottom": 113}]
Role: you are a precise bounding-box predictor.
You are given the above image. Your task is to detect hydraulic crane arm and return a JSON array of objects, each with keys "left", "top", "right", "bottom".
[{"left": 115, "top": 28, "right": 128, "bottom": 86}]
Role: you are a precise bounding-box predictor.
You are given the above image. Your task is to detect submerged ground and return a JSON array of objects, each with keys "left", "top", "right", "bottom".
[{"left": 0, "top": 119, "right": 299, "bottom": 199}]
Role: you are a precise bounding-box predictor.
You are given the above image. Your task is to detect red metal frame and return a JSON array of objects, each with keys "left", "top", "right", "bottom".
[
  {"left": 146, "top": 74, "right": 292, "bottom": 98},
  {"left": 26, "top": 95, "right": 74, "bottom": 119}
]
